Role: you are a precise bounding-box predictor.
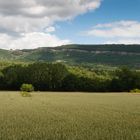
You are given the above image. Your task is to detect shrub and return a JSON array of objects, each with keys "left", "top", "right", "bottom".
[
  {"left": 130, "top": 89, "right": 140, "bottom": 93},
  {"left": 20, "top": 84, "right": 34, "bottom": 92}
]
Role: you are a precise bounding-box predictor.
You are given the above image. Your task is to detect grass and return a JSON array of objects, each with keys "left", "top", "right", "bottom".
[{"left": 0, "top": 92, "right": 139, "bottom": 140}]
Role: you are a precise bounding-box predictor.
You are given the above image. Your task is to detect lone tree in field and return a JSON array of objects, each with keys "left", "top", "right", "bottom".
[{"left": 20, "top": 84, "right": 34, "bottom": 92}]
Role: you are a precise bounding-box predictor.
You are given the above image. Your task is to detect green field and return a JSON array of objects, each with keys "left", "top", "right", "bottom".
[{"left": 0, "top": 92, "right": 139, "bottom": 140}]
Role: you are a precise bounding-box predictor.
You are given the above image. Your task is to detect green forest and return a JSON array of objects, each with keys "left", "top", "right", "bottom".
[{"left": 0, "top": 61, "right": 140, "bottom": 92}]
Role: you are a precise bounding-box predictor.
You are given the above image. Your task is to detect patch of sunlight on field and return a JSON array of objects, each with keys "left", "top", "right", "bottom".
[{"left": 0, "top": 92, "right": 139, "bottom": 140}]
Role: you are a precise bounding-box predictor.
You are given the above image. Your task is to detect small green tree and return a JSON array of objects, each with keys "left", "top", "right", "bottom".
[
  {"left": 20, "top": 84, "right": 34, "bottom": 92},
  {"left": 130, "top": 89, "right": 140, "bottom": 93}
]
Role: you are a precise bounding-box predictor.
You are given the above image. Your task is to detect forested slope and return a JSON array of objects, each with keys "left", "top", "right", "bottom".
[{"left": 0, "top": 44, "right": 140, "bottom": 68}]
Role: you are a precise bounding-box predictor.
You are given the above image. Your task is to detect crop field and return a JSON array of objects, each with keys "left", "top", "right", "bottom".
[{"left": 0, "top": 92, "right": 139, "bottom": 140}]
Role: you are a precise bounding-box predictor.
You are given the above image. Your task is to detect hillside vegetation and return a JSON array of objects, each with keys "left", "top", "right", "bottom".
[{"left": 0, "top": 44, "right": 140, "bottom": 68}]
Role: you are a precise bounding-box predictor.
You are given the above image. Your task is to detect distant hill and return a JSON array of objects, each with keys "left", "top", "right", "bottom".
[{"left": 0, "top": 44, "right": 140, "bottom": 68}]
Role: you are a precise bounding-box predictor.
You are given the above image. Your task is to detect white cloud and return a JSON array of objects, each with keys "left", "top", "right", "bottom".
[
  {"left": 85, "top": 20, "right": 140, "bottom": 44},
  {"left": 106, "top": 39, "right": 140, "bottom": 44},
  {"left": 0, "top": 0, "right": 101, "bottom": 35},
  {"left": 0, "top": 0, "right": 101, "bottom": 49},
  {"left": 44, "top": 27, "right": 55, "bottom": 33},
  {"left": 0, "top": 15, "right": 51, "bottom": 34},
  {"left": 0, "top": 32, "right": 71, "bottom": 50},
  {"left": 86, "top": 21, "right": 140, "bottom": 38}
]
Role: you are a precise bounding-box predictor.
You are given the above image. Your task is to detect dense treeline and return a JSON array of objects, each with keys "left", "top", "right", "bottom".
[{"left": 0, "top": 62, "right": 140, "bottom": 92}]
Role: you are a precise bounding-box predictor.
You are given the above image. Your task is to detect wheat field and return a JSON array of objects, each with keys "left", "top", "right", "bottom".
[{"left": 0, "top": 92, "right": 139, "bottom": 140}]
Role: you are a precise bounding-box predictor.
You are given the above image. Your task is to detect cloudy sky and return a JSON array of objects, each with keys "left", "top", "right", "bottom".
[{"left": 0, "top": 0, "right": 140, "bottom": 49}]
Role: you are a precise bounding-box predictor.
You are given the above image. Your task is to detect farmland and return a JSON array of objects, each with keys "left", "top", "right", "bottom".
[{"left": 0, "top": 92, "right": 139, "bottom": 140}]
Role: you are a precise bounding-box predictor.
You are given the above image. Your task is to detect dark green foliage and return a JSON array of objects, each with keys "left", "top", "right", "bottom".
[
  {"left": 0, "top": 71, "right": 4, "bottom": 89},
  {"left": 0, "top": 62, "right": 69, "bottom": 91},
  {"left": 20, "top": 84, "right": 34, "bottom": 92},
  {"left": 62, "top": 74, "right": 111, "bottom": 92},
  {"left": 2, "top": 65, "right": 26, "bottom": 90},
  {"left": 25, "top": 63, "right": 69, "bottom": 91},
  {"left": 110, "top": 67, "right": 140, "bottom": 92},
  {"left": 0, "top": 62, "right": 140, "bottom": 92}
]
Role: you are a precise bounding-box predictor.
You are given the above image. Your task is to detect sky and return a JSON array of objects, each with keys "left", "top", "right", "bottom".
[{"left": 0, "top": 0, "right": 140, "bottom": 50}]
